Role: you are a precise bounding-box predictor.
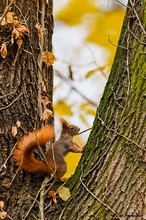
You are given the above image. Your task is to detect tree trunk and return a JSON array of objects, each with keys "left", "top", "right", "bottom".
[
  {"left": 0, "top": 0, "right": 53, "bottom": 219},
  {"left": 1, "top": 0, "right": 146, "bottom": 219},
  {"left": 48, "top": 0, "right": 146, "bottom": 219}
]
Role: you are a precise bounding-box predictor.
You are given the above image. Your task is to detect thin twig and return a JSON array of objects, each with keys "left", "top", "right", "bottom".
[
  {"left": 72, "top": 87, "right": 97, "bottom": 107},
  {"left": 0, "top": 0, "right": 14, "bottom": 25},
  {"left": 7, "top": 214, "right": 14, "bottom": 220},
  {"left": 0, "top": 93, "right": 23, "bottom": 110},
  {"left": 129, "top": 0, "right": 146, "bottom": 35},
  {"left": 8, "top": 155, "right": 23, "bottom": 187},
  {"left": 44, "top": 179, "right": 56, "bottom": 196},
  {"left": 98, "top": 116, "right": 146, "bottom": 152},
  {"left": 80, "top": 175, "right": 122, "bottom": 220},
  {"left": 39, "top": 177, "right": 50, "bottom": 220},
  {"left": 34, "top": 130, "right": 54, "bottom": 173},
  {"left": 129, "top": 29, "right": 146, "bottom": 45},
  {"left": 126, "top": 22, "right": 131, "bottom": 96},
  {"left": 23, "top": 187, "right": 43, "bottom": 220},
  {"left": 116, "top": 0, "right": 130, "bottom": 8},
  {"left": 47, "top": 144, "right": 57, "bottom": 180},
  {"left": 28, "top": 196, "right": 39, "bottom": 205},
  {"left": 55, "top": 70, "right": 97, "bottom": 107},
  {"left": 0, "top": 145, "right": 16, "bottom": 172},
  {"left": 78, "top": 127, "right": 92, "bottom": 135},
  {"left": 31, "top": 214, "right": 38, "bottom": 220},
  {"left": 0, "top": 92, "right": 15, "bottom": 99},
  {"left": 23, "top": 176, "right": 52, "bottom": 220},
  {"left": 39, "top": 177, "right": 55, "bottom": 219},
  {"left": 108, "top": 35, "right": 127, "bottom": 50},
  {"left": 37, "top": 0, "right": 45, "bottom": 117}
]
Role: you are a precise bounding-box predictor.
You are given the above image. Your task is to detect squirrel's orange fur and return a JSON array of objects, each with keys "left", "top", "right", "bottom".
[
  {"left": 13, "top": 120, "right": 83, "bottom": 181},
  {"left": 13, "top": 125, "right": 54, "bottom": 173}
]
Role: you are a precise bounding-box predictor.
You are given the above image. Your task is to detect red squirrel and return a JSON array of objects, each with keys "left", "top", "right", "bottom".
[{"left": 13, "top": 119, "right": 83, "bottom": 181}]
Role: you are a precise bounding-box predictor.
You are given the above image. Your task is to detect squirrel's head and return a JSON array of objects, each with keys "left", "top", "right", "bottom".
[{"left": 60, "top": 118, "right": 80, "bottom": 136}]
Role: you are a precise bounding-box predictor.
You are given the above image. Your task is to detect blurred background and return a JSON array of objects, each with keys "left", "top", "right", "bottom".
[{"left": 53, "top": 0, "right": 127, "bottom": 177}]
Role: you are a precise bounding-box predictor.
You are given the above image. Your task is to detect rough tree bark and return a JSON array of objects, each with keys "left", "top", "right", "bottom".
[
  {"left": 0, "top": 0, "right": 146, "bottom": 220},
  {"left": 49, "top": 0, "right": 146, "bottom": 219},
  {"left": 0, "top": 0, "right": 53, "bottom": 219}
]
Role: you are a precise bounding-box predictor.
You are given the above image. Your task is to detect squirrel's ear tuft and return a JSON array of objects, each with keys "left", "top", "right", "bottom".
[{"left": 60, "top": 118, "right": 69, "bottom": 129}]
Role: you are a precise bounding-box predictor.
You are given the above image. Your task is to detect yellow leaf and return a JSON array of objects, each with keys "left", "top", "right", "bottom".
[
  {"left": 86, "top": 108, "right": 96, "bottom": 116},
  {"left": 86, "top": 9, "right": 125, "bottom": 67},
  {"left": 80, "top": 103, "right": 96, "bottom": 116},
  {"left": 56, "top": 0, "right": 98, "bottom": 25},
  {"left": 57, "top": 186, "right": 71, "bottom": 201},
  {"left": 0, "top": 43, "right": 7, "bottom": 58},
  {"left": 54, "top": 100, "right": 73, "bottom": 116},
  {"left": 85, "top": 68, "right": 98, "bottom": 78},
  {"left": 43, "top": 51, "right": 55, "bottom": 66},
  {"left": 85, "top": 65, "right": 107, "bottom": 78},
  {"left": 80, "top": 102, "right": 90, "bottom": 108},
  {"left": 79, "top": 114, "right": 89, "bottom": 126},
  {"left": 64, "top": 150, "right": 82, "bottom": 178}
]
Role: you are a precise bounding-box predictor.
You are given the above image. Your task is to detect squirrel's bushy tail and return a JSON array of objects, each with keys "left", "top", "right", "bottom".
[{"left": 13, "top": 125, "right": 54, "bottom": 173}]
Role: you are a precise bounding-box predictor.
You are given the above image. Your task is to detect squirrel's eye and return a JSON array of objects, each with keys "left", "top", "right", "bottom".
[{"left": 70, "top": 126, "right": 74, "bottom": 130}]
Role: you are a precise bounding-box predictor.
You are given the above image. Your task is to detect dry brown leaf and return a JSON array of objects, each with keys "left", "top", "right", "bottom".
[
  {"left": 57, "top": 186, "right": 71, "bottom": 201},
  {"left": 48, "top": 191, "right": 57, "bottom": 204},
  {"left": 11, "top": 126, "right": 17, "bottom": 137},
  {"left": 12, "top": 25, "right": 29, "bottom": 44},
  {"left": 42, "top": 109, "right": 53, "bottom": 121},
  {"left": 42, "top": 96, "right": 51, "bottom": 106},
  {"left": 41, "top": 81, "right": 46, "bottom": 92},
  {"left": 43, "top": 51, "right": 55, "bottom": 67},
  {"left": 0, "top": 17, "right": 6, "bottom": 26},
  {"left": 0, "top": 201, "right": 4, "bottom": 210},
  {"left": 13, "top": 17, "right": 19, "bottom": 27},
  {"left": 16, "top": 25, "right": 29, "bottom": 33},
  {"left": 0, "top": 43, "right": 7, "bottom": 58},
  {"left": 16, "top": 121, "right": 21, "bottom": 128},
  {"left": 16, "top": 38, "right": 23, "bottom": 48},
  {"left": 0, "top": 211, "right": 7, "bottom": 219},
  {"left": 6, "top": 12, "right": 15, "bottom": 23},
  {"left": 35, "top": 23, "right": 43, "bottom": 38},
  {"left": 12, "top": 28, "right": 22, "bottom": 40}
]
